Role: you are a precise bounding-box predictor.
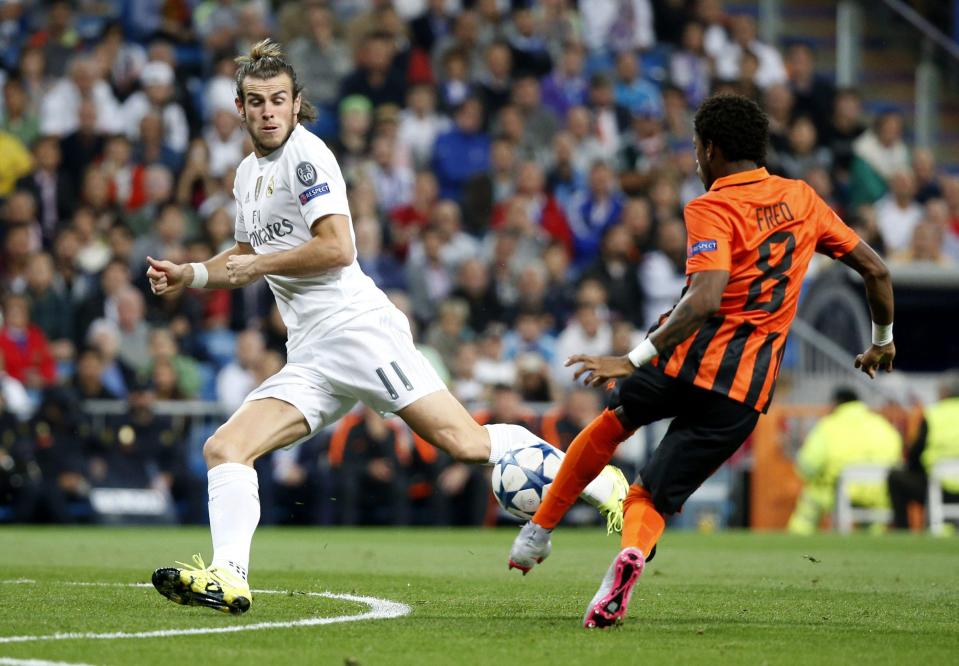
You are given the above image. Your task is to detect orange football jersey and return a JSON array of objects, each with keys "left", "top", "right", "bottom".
[{"left": 656, "top": 167, "right": 861, "bottom": 412}]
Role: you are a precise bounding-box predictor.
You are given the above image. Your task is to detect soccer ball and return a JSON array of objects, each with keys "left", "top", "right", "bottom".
[{"left": 491, "top": 442, "right": 563, "bottom": 520}]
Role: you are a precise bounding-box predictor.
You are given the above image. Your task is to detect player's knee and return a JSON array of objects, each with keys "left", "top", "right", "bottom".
[{"left": 203, "top": 431, "right": 249, "bottom": 468}]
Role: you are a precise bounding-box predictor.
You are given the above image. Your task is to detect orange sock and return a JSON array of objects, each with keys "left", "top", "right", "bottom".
[
  {"left": 532, "top": 409, "right": 631, "bottom": 529},
  {"left": 621, "top": 485, "right": 665, "bottom": 558}
]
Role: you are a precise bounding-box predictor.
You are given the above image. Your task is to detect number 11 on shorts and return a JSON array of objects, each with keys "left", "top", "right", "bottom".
[{"left": 376, "top": 361, "right": 414, "bottom": 399}]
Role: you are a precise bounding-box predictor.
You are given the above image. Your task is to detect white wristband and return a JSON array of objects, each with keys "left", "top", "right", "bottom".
[
  {"left": 872, "top": 322, "right": 893, "bottom": 347},
  {"left": 627, "top": 338, "right": 658, "bottom": 368},
  {"left": 188, "top": 262, "right": 209, "bottom": 289}
]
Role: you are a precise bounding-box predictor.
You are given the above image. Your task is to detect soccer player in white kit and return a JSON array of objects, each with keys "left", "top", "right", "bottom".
[{"left": 147, "top": 40, "right": 627, "bottom": 614}]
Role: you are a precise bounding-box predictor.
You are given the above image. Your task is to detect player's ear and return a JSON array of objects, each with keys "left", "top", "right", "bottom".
[
  {"left": 293, "top": 93, "right": 302, "bottom": 119},
  {"left": 235, "top": 96, "right": 245, "bottom": 122}
]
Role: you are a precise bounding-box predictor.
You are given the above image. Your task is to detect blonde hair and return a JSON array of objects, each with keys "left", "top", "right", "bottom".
[{"left": 235, "top": 39, "right": 317, "bottom": 122}]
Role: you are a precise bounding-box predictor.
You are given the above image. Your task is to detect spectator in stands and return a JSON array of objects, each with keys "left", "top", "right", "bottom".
[
  {"left": 287, "top": 5, "right": 351, "bottom": 116},
  {"left": 476, "top": 41, "right": 513, "bottom": 118},
  {"left": 99, "top": 134, "right": 147, "bottom": 212},
  {"left": 127, "top": 165, "right": 175, "bottom": 238},
  {"left": 888, "top": 372, "right": 959, "bottom": 530},
  {"left": 890, "top": 221, "right": 953, "bottom": 267},
  {"left": 787, "top": 387, "right": 902, "bottom": 535},
  {"left": 912, "top": 148, "right": 943, "bottom": 204},
  {"left": 512, "top": 75, "right": 559, "bottom": 161},
  {"left": 426, "top": 297, "right": 473, "bottom": 371},
  {"left": 778, "top": 115, "right": 832, "bottom": 180},
  {"left": 215, "top": 328, "right": 264, "bottom": 413},
  {"left": 0, "top": 292, "right": 56, "bottom": 389},
  {"left": 581, "top": 224, "right": 644, "bottom": 327},
  {"left": 502, "top": 306, "right": 556, "bottom": 365},
  {"left": 618, "top": 103, "right": 668, "bottom": 194},
  {"left": 340, "top": 31, "right": 407, "bottom": 109},
  {"left": 785, "top": 41, "right": 835, "bottom": 139},
  {"left": 851, "top": 111, "right": 911, "bottom": 206},
  {"left": 450, "top": 341, "right": 484, "bottom": 410},
  {"left": 144, "top": 328, "right": 200, "bottom": 400},
  {"left": 405, "top": 224, "right": 454, "bottom": 324},
  {"left": 670, "top": 21, "right": 711, "bottom": 108},
  {"left": 714, "top": 14, "right": 786, "bottom": 89},
  {"left": 109, "top": 287, "right": 151, "bottom": 376},
  {"left": 203, "top": 107, "right": 244, "bottom": 179},
  {"left": 493, "top": 161, "right": 570, "bottom": 254},
  {"left": 823, "top": 88, "right": 866, "bottom": 184},
  {"left": 355, "top": 215, "right": 406, "bottom": 292},
  {"left": 25, "top": 251, "right": 73, "bottom": 359},
  {"left": 0, "top": 353, "right": 32, "bottom": 422},
  {"left": 70, "top": 346, "right": 117, "bottom": 400},
  {"left": 389, "top": 170, "right": 438, "bottom": 259},
  {"left": 16, "top": 136, "right": 73, "bottom": 244},
  {"left": 450, "top": 256, "right": 503, "bottom": 335},
  {"left": 397, "top": 85, "right": 450, "bottom": 170},
  {"left": 639, "top": 218, "right": 687, "bottom": 329},
  {"left": 328, "top": 95, "right": 372, "bottom": 184},
  {"left": 0, "top": 128, "right": 32, "bottom": 197},
  {"left": 539, "top": 40, "right": 588, "bottom": 120},
  {"left": 40, "top": 55, "right": 121, "bottom": 137},
  {"left": 554, "top": 296, "right": 612, "bottom": 387},
  {"left": 28, "top": 0, "right": 78, "bottom": 78},
  {"left": 13, "top": 386, "right": 90, "bottom": 523},
  {"left": 581, "top": 0, "right": 655, "bottom": 54},
  {"left": 505, "top": 3, "right": 552, "bottom": 78},
  {"left": 545, "top": 131, "right": 586, "bottom": 213},
  {"left": 566, "top": 161, "right": 625, "bottom": 268},
  {"left": 515, "top": 352, "right": 553, "bottom": 403},
  {"left": 875, "top": 171, "right": 923, "bottom": 255},
  {"left": 410, "top": 0, "right": 454, "bottom": 56},
  {"left": 614, "top": 52, "right": 663, "bottom": 117},
  {"left": 330, "top": 406, "right": 410, "bottom": 525},
  {"left": 924, "top": 198, "right": 959, "bottom": 263},
  {"left": 365, "top": 133, "right": 414, "bottom": 214},
  {"left": 541, "top": 386, "right": 603, "bottom": 452},
  {"left": 91, "top": 378, "right": 172, "bottom": 490},
  {"left": 2, "top": 75, "right": 39, "bottom": 147},
  {"left": 58, "top": 99, "right": 104, "bottom": 192},
  {"left": 565, "top": 106, "right": 613, "bottom": 177},
  {"left": 432, "top": 96, "right": 489, "bottom": 202},
  {"left": 132, "top": 201, "right": 188, "bottom": 266}
]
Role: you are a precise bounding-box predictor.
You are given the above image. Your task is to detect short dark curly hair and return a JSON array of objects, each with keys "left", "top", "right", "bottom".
[{"left": 693, "top": 94, "right": 768, "bottom": 165}]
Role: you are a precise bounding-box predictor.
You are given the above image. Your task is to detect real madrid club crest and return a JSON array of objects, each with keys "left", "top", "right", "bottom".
[
  {"left": 266, "top": 176, "right": 274, "bottom": 197},
  {"left": 255, "top": 175, "right": 263, "bottom": 200}
]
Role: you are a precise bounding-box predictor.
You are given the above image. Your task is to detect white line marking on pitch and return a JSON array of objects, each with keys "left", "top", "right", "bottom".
[
  {"left": 0, "top": 659, "right": 97, "bottom": 666},
  {"left": 0, "top": 581, "right": 410, "bottom": 645}
]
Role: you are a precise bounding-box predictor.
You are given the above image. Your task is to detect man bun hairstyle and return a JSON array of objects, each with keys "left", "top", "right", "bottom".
[
  {"left": 235, "top": 38, "right": 317, "bottom": 123},
  {"left": 693, "top": 94, "right": 768, "bottom": 165}
]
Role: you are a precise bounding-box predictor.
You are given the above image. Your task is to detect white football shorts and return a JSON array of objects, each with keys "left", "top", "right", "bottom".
[{"left": 243, "top": 305, "right": 446, "bottom": 435}]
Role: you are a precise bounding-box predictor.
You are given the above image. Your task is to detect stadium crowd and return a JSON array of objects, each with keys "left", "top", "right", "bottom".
[{"left": 0, "top": 0, "right": 957, "bottom": 526}]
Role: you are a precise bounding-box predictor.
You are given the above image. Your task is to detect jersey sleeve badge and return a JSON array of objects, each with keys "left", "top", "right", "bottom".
[{"left": 296, "top": 162, "right": 317, "bottom": 186}]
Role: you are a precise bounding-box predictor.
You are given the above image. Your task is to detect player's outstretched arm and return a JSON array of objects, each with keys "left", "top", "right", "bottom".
[
  {"left": 839, "top": 241, "right": 895, "bottom": 378},
  {"left": 226, "top": 214, "right": 355, "bottom": 283},
  {"left": 567, "top": 270, "right": 729, "bottom": 387},
  {"left": 146, "top": 241, "right": 256, "bottom": 295}
]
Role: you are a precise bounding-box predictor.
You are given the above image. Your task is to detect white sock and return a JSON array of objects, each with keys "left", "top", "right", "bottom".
[
  {"left": 483, "top": 423, "right": 617, "bottom": 507},
  {"left": 484, "top": 423, "right": 533, "bottom": 464},
  {"left": 208, "top": 462, "right": 259, "bottom": 582}
]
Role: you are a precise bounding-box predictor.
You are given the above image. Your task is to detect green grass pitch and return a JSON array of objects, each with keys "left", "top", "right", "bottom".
[{"left": 0, "top": 527, "right": 956, "bottom": 665}]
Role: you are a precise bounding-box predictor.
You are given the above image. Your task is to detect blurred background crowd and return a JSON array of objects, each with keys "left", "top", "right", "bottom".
[{"left": 0, "top": 0, "right": 957, "bottom": 530}]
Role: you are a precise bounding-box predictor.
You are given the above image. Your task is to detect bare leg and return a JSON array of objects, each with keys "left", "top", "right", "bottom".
[{"left": 202, "top": 398, "right": 311, "bottom": 580}]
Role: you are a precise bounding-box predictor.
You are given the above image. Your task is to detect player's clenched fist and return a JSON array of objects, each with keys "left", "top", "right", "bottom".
[
  {"left": 226, "top": 254, "right": 261, "bottom": 286},
  {"left": 146, "top": 256, "right": 186, "bottom": 296}
]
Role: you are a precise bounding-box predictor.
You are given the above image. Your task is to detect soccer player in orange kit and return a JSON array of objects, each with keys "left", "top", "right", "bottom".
[{"left": 507, "top": 94, "right": 896, "bottom": 629}]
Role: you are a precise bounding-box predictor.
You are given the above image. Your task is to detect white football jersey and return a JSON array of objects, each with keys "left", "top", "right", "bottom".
[{"left": 233, "top": 123, "right": 391, "bottom": 357}]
